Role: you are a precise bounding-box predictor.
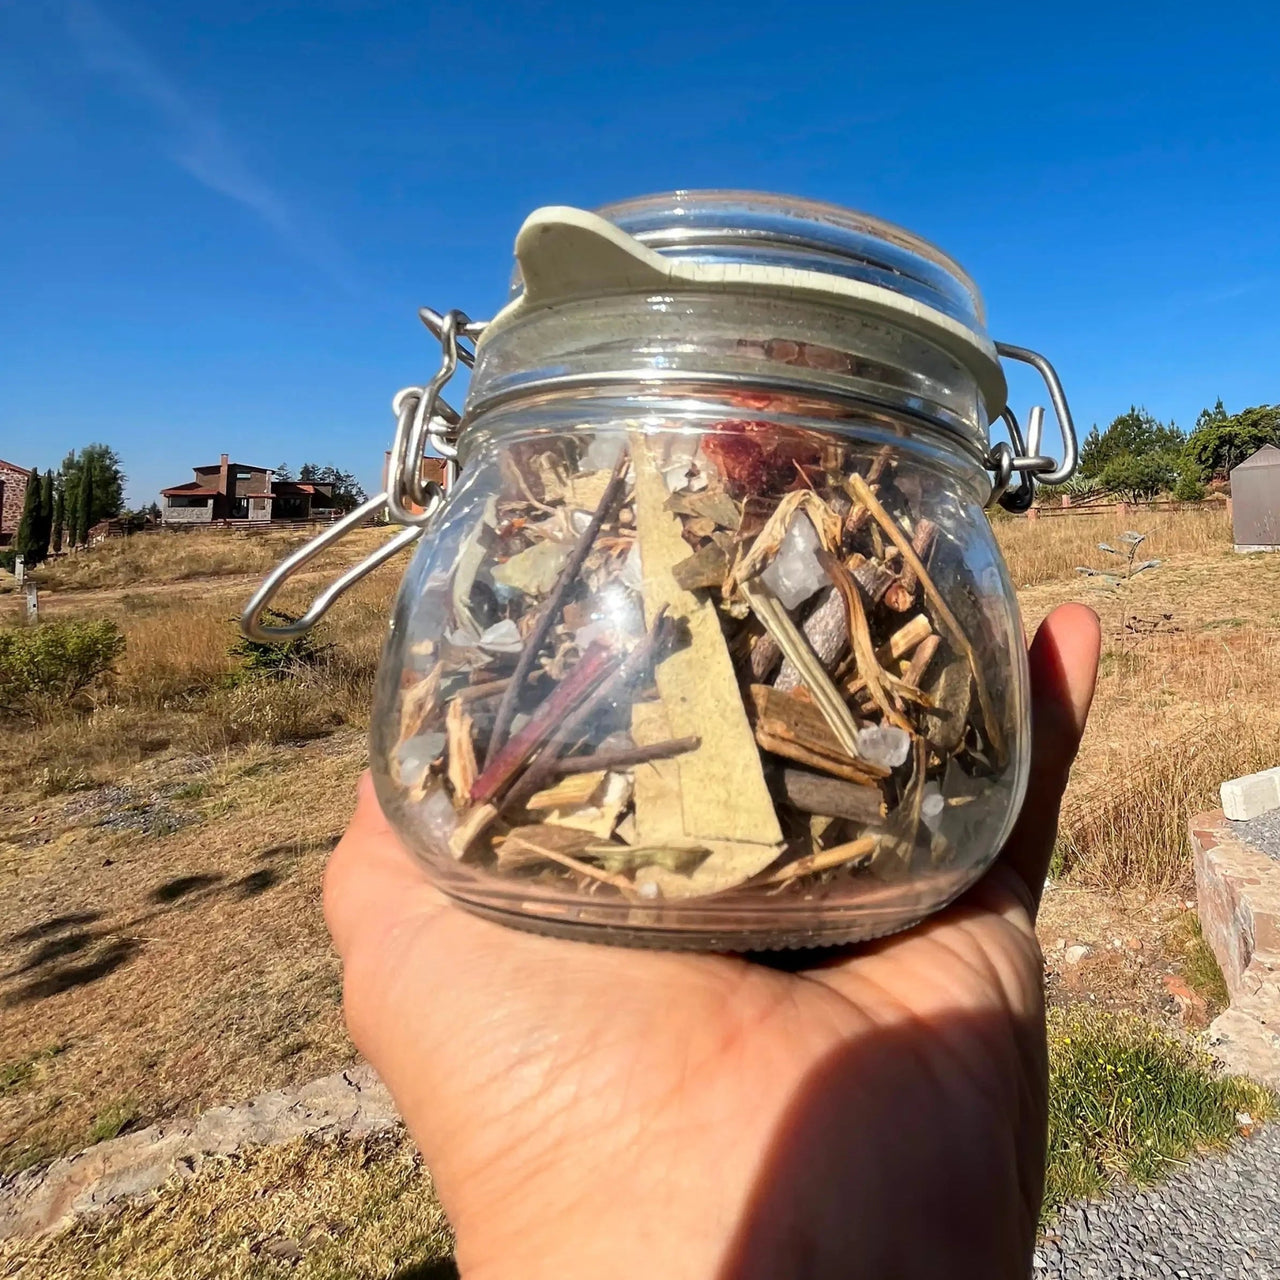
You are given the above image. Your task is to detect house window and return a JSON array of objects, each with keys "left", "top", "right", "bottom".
[{"left": 168, "top": 495, "right": 209, "bottom": 508}]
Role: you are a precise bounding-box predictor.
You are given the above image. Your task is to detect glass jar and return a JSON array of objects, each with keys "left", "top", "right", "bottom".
[{"left": 244, "top": 192, "right": 1078, "bottom": 950}]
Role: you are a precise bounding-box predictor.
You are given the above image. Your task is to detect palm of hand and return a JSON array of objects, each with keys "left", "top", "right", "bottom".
[{"left": 327, "top": 604, "right": 1099, "bottom": 1280}]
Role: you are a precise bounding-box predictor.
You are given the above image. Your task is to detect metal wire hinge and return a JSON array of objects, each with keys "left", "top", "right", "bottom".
[
  {"left": 985, "top": 343, "right": 1079, "bottom": 514},
  {"left": 240, "top": 307, "right": 487, "bottom": 642}
]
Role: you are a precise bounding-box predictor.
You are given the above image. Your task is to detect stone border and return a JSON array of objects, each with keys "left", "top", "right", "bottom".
[
  {"left": 1191, "top": 810, "right": 1280, "bottom": 1088},
  {"left": 0, "top": 1064, "right": 399, "bottom": 1241}
]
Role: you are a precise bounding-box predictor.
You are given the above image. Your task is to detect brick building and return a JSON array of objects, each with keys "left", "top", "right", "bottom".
[
  {"left": 0, "top": 459, "right": 33, "bottom": 547},
  {"left": 160, "top": 454, "right": 337, "bottom": 525}
]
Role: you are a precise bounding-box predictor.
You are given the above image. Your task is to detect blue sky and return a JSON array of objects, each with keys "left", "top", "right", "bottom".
[{"left": 2, "top": 0, "right": 1278, "bottom": 504}]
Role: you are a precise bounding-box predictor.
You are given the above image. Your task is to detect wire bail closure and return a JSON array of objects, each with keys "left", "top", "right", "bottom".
[
  {"left": 239, "top": 308, "right": 487, "bottom": 643},
  {"left": 985, "top": 343, "right": 1078, "bottom": 513}
]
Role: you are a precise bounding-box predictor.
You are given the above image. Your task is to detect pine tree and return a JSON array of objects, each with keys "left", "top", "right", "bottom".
[{"left": 15, "top": 467, "right": 43, "bottom": 565}]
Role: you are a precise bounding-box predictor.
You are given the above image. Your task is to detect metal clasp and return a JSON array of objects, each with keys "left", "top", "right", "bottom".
[
  {"left": 240, "top": 307, "right": 487, "bottom": 643},
  {"left": 985, "top": 343, "right": 1078, "bottom": 513}
]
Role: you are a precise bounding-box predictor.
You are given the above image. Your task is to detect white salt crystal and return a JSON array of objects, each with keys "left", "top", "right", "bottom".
[
  {"left": 574, "top": 619, "right": 613, "bottom": 650},
  {"left": 637, "top": 880, "right": 661, "bottom": 900},
  {"left": 621, "top": 540, "right": 643, "bottom": 590},
  {"left": 760, "top": 515, "right": 826, "bottom": 610},
  {"left": 396, "top": 731, "right": 446, "bottom": 790},
  {"left": 583, "top": 434, "right": 625, "bottom": 471},
  {"left": 921, "top": 783, "right": 945, "bottom": 830},
  {"left": 855, "top": 724, "right": 912, "bottom": 769},
  {"left": 478, "top": 619, "right": 523, "bottom": 654}
]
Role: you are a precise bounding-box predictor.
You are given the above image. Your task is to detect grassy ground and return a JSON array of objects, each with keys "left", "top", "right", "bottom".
[{"left": 1, "top": 504, "right": 1277, "bottom": 1272}]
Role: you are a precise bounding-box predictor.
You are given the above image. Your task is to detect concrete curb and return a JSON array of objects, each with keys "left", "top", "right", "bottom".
[
  {"left": 0, "top": 1063, "right": 399, "bottom": 1241},
  {"left": 1192, "top": 810, "right": 1280, "bottom": 1089}
]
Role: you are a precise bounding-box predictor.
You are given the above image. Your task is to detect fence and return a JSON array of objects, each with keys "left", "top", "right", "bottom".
[{"left": 1017, "top": 496, "right": 1230, "bottom": 521}]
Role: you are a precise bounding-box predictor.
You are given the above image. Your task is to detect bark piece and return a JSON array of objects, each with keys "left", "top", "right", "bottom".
[
  {"left": 774, "top": 587, "right": 849, "bottom": 693},
  {"left": 672, "top": 541, "right": 730, "bottom": 591},
  {"left": 445, "top": 699, "right": 478, "bottom": 799},
  {"left": 524, "top": 772, "right": 607, "bottom": 811},
  {"left": 748, "top": 685, "right": 888, "bottom": 784},
  {"left": 779, "top": 768, "right": 885, "bottom": 825}
]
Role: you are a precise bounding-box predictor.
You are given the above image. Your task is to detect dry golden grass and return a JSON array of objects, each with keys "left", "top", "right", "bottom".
[
  {"left": 11, "top": 526, "right": 396, "bottom": 595},
  {"left": 0, "top": 736, "right": 363, "bottom": 1173},
  {"left": 994, "top": 504, "right": 1232, "bottom": 588},
  {"left": 0, "top": 1129, "right": 455, "bottom": 1279}
]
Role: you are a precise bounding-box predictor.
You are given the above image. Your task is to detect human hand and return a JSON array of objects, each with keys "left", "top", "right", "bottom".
[{"left": 326, "top": 603, "right": 1101, "bottom": 1280}]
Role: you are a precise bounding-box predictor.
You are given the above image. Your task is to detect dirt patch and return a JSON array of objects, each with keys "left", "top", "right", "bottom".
[{"left": 0, "top": 735, "right": 365, "bottom": 1174}]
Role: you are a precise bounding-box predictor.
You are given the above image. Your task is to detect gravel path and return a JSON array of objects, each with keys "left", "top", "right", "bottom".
[
  {"left": 1036, "top": 1126, "right": 1280, "bottom": 1278},
  {"left": 1233, "top": 809, "right": 1280, "bottom": 861}
]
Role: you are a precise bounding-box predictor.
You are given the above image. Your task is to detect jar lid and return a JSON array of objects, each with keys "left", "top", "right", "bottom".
[
  {"left": 482, "top": 191, "right": 1007, "bottom": 424},
  {"left": 586, "top": 191, "right": 985, "bottom": 332}
]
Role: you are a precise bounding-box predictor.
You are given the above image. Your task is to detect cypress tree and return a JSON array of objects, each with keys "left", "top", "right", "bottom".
[
  {"left": 77, "top": 466, "right": 95, "bottom": 545},
  {"left": 52, "top": 480, "right": 65, "bottom": 554},
  {"left": 37, "top": 469, "right": 54, "bottom": 560},
  {"left": 15, "top": 467, "right": 43, "bottom": 565}
]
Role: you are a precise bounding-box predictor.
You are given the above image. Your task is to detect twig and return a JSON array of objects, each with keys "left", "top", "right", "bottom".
[
  {"left": 817, "top": 550, "right": 911, "bottom": 732},
  {"left": 764, "top": 834, "right": 879, "bottom": 884},
  {"left": 740, "top": 580, "right": 862, "bottom": 757},
  {"left": 548, "top": 736, "right": 701, "bottom": 777},
  {"left": 847, "top": 473, "right": 1002, "bottom": 759},
  {"left": 499, "top": 613, "right": 673, "bottom": 812},
  {"left": 470, "top": 642, "right": 620, "bottom": 803},
  {"left": 484, "top": 451, "right": 631, "bottom": 765}
]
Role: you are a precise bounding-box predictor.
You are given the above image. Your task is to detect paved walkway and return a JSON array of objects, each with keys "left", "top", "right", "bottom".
[{"left": 1036, "top": 1125, "right": 1280, "bottom": 1279}]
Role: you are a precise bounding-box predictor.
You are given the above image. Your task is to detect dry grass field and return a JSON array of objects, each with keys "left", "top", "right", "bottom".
[{"left": 1, "top": 504, "right": 1277, "bottom": 1276}]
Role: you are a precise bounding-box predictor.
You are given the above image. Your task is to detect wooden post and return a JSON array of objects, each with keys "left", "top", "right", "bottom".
[
  {"left": 1026, "top": 507, "right": 1039, "bottom": 522},
  {"left": 13, "top": 555, "right": 23, "bottom": 586},
  {"left": 24, "top": 583, "right": 38, "bottom": 623},
  {"left": 1060, "top": 495, "right": 1071, "bottom": 508}
]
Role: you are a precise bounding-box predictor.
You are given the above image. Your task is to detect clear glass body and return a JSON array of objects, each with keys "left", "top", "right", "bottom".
[{"left": 370, "top": 391, "right": 1030, "bottom": 949}]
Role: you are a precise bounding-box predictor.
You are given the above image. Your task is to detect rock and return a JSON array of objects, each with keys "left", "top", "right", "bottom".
[
  {"left": 257, "top": 1236, "right": 305, "bottom": 1264},
  {"left": 1162, "top": 974, "right": 1209, "bottom": 1028},
  {"left": 1064, "top": 944, "right": 1093, "bottom": 966},
  {"left": 0, "top": 1064, "right": 400, "bottom": 1241}
]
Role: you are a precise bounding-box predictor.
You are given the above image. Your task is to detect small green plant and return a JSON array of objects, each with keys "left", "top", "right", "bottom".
[
  {"left": 0, "top": 618, "right": 125, "bottom": 718},
  {"left": 227, "top": 609, "right": 330, "bottom": 684},
  {"left": 1044, "top": 1006, "right": 1275, "bottom": 1220},
  {"left": 1, "top": 1045, "right": 65, "bottom": 1096},
  {"left": 87, "top": 1099, "right": 139, "bottom": 1145},
  {"left": 1172, "top": 463, "right": 1206, "bottom": 503},
  {"left": 1171, "top": 911, "right": 1231, "bottom": 1012}
]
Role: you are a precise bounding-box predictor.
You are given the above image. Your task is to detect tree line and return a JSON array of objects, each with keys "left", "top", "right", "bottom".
[
  {"left": 1072, "top": 400, "right": 1279, "bottom": 503},
  {"left": 11, "top": 445, "right": 126, "bottom": 566}
]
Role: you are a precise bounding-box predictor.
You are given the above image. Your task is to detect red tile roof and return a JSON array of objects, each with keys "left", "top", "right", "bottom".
[
  {"left": 161, "top": 483, "right": 220, "bottom": 496},
  {"left": 0, "top": 460, "right": 32, "bottom": 475}
]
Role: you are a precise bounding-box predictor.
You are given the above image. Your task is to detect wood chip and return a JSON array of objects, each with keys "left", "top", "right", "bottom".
[
  {"left": 398, "top": 660, "right": 443, "bottom": 747},
  {"left": 524, "top": 771, "right": 607, "bottom": 811},
  {"left": 445, "top": 698, "right": 478, "bottom": 799},
  {"left": 671, "top": 541, "right": 730, "bottom": 590},
  {"left": 748, "top": 685, "right": 888, "bottom": 784},
  {"left": 779, "top": 768, "right": 885, "bottom": 824}
]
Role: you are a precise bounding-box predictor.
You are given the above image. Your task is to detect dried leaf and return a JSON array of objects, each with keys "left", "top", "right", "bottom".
[{"left": 492, "top": 540, "right": 572, "bottom": 596}]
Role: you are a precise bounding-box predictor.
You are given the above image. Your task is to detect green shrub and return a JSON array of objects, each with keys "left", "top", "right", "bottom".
[
  {"left": 1172, "top": 463, "right": 1206, "bottom": 502},
  {"left": 0, "top": 619, "right": 126, "bottom": 718},
  {"left": 1044, "top": 1006, "right": 1275, "bottom": 1219},
  {"left": 227, "top": 609, "right": 331, "bottom": 684}
]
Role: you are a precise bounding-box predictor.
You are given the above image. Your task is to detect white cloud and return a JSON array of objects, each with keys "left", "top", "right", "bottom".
[{"left": 62, "top": 0, "right": 354, "bottom": 287}]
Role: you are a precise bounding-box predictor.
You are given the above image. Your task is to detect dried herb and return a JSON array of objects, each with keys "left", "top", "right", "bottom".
[{"left": 398, "top": 422, "right": 1000, "bottom": 906}]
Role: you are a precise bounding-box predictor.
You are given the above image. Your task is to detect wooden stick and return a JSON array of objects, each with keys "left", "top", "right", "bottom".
[
  {"left": 548, "top": 736, "right": 701, "bottom": 777},
  {"left": 817, "top": 550, "right": 911, "bottom": 732},
  {"left": 901, "top": 634, "right": 941, "bottom": 690},
  {"left": 470, "top": 642, "right": 620, "bottom": 803},
  {"left": 847, "top": 473, "right": 1002, "bottom": 759},
  {"left": 764, "top": 835, "right": 879, "bottom": 884},
  {"left": 445, "top": 699, "right": 478, "bottom": 799},
  {"left": 779, "top": 768, "right": 885, "bottom": 824},
  {"left": 484, "top": 450, "right": 630, "bottom": 765},
  {"left": 774, "top": 587, "right": 849, "bottom": 693},
  {"left": 740, "top": 580, "right": 862, "bottom": 757},
  {"left": 499, "top": 613, "right": 673, "bottom": 813},
  {"left": 896, "top": 518, "right": 937, "bottom": 598}
]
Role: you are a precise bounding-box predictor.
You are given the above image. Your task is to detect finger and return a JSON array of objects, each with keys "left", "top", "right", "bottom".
[
  {"left": 323, "top": 771, "right": 446, "bottom": 960},
  {"left": 998, "top": 603, "right": 1101, "bottom": 916}
]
